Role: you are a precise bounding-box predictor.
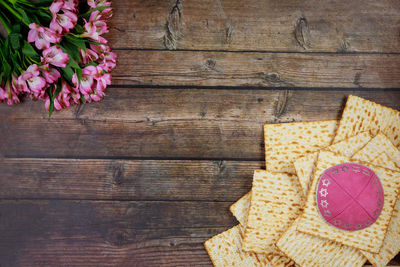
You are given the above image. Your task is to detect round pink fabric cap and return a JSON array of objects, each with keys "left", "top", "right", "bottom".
[{"left": 316, "top": 163, "right": 384, "bottom": 231}]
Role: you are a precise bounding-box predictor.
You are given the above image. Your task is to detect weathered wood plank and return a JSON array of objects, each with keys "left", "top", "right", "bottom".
[
  {"left": 0, "top": 158, "right": 261, "bottom": 201},
  {"left": 112, "top": 51, "right": 400, "bottom": 88},
  {"left": 1, "top": 89, "right": 399, "bottom": 158},
  {"left": 0, "top": 200, "right": 398, "bottom": 266},
  {"left": 108, "top": 0, "right": 400, "bottom": 53},
  {"left": 0, "top": 200, "right": 232, "bottom": 266}
]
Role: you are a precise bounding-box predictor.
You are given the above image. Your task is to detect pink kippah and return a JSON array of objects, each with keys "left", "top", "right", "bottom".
[{"left": 316, "top": 163, "right": 384, "bottom": 231}]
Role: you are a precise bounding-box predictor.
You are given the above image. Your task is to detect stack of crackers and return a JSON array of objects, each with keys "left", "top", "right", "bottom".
[{"left": 204, "top": 95, "right": 400, "bottom": 266}]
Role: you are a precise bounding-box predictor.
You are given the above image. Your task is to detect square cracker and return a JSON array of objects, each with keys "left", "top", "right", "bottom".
[
  {"left": 235, "top": 131, "right": 373, "bottom": 226},
  {"left": 297, "top": 150, "right": 400, "bottom": 253},
  {"left": 204, "top": 225, "right": 272, "bottom": 267},
  {"left": 333, "top": 95, "right": 400, "bottom": 148},
  {"left": 264, "top": 120, "right": 338, "bottom": 174},
  {"left": 230, "top": 192, "right": 251, "bottom": 226},
  {"left": 231, "top": 133, "right": 371, "bottom": 266},
  {"left": 294, "top": 131, "right": 372, "bottom": 196},
  {"left": 230, "top": 192, "right": 294, "bottom": 266},
  {"left": 231, "top": 120, "right": 339, "bottom": 225},
  {"left": 242, "top": 170, "right": 304, "bottom": 254},
  {"left": 276, "top": 132, "right": 374, "bottom": 267},
  {"left": 286, "top": 132, "right": 400, "bottom": 266},
  {"left": 352, "top": 134, "right": 400, "bottom": 266},
  {"left": 276, "top": 217, "right": 367, "bottom": 267},
  {"left": 352, "top": 132, "right": 400, "bottom": 169}
]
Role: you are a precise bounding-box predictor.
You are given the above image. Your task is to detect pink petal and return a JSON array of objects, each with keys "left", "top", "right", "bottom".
[
  {"left": 35, "top": 37, "right": 50, "bottom": 50},
  {"left": 50, "top": 19, "right": 63, "bottom": 34},
  {"left": 28, "top": 29, "right": 37, "bottom": 43},
  {"left": 63, "top": 10, "right": 78, "bottom": 23},
  {"left": 79, "top": 76, "right": 94, "bottom": 94},
  {"left": 54, "top": 98, "right": 63, "bottom": 110},
  {"left": 28, "top": 76, "right": 47, "bottom": 91},
  {"left": 50, "top": 0, "right": 63, "bottom": 14},
  {"left": 58, "top": 17, "right": 75, "bottom": 32}
]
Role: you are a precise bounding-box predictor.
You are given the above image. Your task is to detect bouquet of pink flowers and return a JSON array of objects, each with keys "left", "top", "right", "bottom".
[{"left": 0, "top": 0, "right": 116, "bottom": 116}]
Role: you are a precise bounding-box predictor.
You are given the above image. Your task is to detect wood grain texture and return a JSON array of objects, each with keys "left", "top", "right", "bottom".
[
  {"left": 0, "top": 200, "right": 232, "bottom": 266},
  {"left": 1, "top": 89, "right": 399, "bottom": 159},
  {"left": 0, "top": 200, "right": 398, "bottom": 266},
  {"left": 108, "top": 0, "right": 400, "bottom": 53},
  {"left": 0, "top": 158, "right": 261, "bottom": 201},
  {"left": 113, "top": 50, "right": 400, "bottom": 88},
  {"left": 3, "top": 0, "right": 400, "bottom": 265}
]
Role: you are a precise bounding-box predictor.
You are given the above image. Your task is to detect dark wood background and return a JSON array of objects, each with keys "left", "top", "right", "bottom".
[{"left": 1, "top": 0, "right": 400, "bottom": 266}]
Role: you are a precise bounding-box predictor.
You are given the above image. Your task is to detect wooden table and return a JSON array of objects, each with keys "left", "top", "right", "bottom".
[{"left": 1, "top": 0, "right": 400, "bottom": 266}]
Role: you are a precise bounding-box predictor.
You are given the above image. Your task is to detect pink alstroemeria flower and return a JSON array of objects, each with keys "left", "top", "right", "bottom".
[
  {"left": 57, "top": 80, "right": 74, "bottom": 109},
  {"left": 81, "top": 19, "right": 107, "bottom": 43},
  {"left": 50, "top": 0, "right": 78, "bottom": 13},
  {"left": 99, "top": 51, "right": 117, "bottom": 72},
  {"left": 64, "top": 0, "right": 78, "bottom": 11},
  {"left": 89, "top": 9, "right": 111, "bottom": 22},
  {"left": 45, "top": 85, "right": 63, "bottom": 111},
  {"left": 3, "top": 81, "right": 20, "bottom": 105},
  {"left": 21, "top": 64, "right": 47, "bottom": 100},
  {"left": 50, "top": 0, "right": 78, "bottom": 34},
  {"left": 72, "top": 67, "right": 95, "bottom": 96},
  {"left": 39, "top": 64, "right": 61, "bottom": 84},
  {"left": 79, "top": 48, "right": 98, "bottom": 65},
  {"left": 87, "top": 0, "right": 111, "bottom": 9},
  {"left": 42, "top": 46, "right": 69, "bottom": 68},
  {"left": 0, "top": 85, "right": 6, "bottom": 102},
  {"left": 28, "top": 23, "right": 61, "bottom": 50},
  {"left": 69, "top": 82, "right": 81, "bottom": 104},
  {"left": 12, "top": 74, "right": 29, "bottom": 94},
  {"left": 88, "top": 44, "right": 116, "bottom": 71}
]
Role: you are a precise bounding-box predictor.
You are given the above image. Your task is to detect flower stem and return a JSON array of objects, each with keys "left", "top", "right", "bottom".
[
  {"left": 0, "top": 0, "right": 29, "bottom": 27},
  {"left": 0, "top": 13, "right": 11, "bottom": 34}
]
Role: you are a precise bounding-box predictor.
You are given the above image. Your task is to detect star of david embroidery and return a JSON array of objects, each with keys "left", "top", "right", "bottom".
[
  {"left": 320, "top": 200, "right": 328, "bottom": 209},
  {"left": 322, "top": 178, "right": 330, "bottom": 187},
  {"left": 352, "top": 166, "right": 360, "bottom": 173},
  {"left": 333, "top": 219, "right": 341, "bottom": 226},
  {"left": 323, "top": 209, "right": 332, "bottom": 217},
  {"left": 319, "top": 188, "right": 328, "bottom": 197}
]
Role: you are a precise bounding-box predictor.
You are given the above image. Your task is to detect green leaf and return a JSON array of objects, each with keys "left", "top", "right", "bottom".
[
  {"left": 37, "top": 10, "right": 52, "bottom": 22},
  {"left": 61, "top": 66, "right": 74, "bottom": 83},
  {"left": 60, "top": 41, "right": 80, "bottom": 62},
  {"left": 31, "top": 13, "right": 40, "bottom": 24},
  {"left": 4, "top": 38, "right": 9, "bottom": 53},
  {"left": 16, "top": 8, "right": 32, "bottom": 25},
  {"left": 10, "top": 51, "right": 22, "bottom": 71},
  {"left": 67, "top": 58, "right": 80, "bottom": 69},
  {"left": 53, "top": 82, "right": 62, "bottom": 99},
  {"left": 65, "top": 35, "right": 87, "bottom": 51},
  {"left": 47, "top": 87, "right": 54, "bottom": 117},
  {"left": 84, "top": 39, "right": 104, "bottom": 46},
  {"left": 22, "top": 41, "right": 39, "bottom": 58},
  {"left": 76, "top": 68, "right": 82, "bottom": 83},
  {"left": 12, "top": 24, "right": 20, "bottom": 33},
  {"left": 80, "top": 95, "right": 86, "bottom": 103},
  {"left": 74, "top": 24, "right": 84, "bottom": 34},
  {"left": 9, "top": 33, "right": 21, "bottom": 50},
  {"left": 2, "top": 61, "right": 12, "bottom": 79}
]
